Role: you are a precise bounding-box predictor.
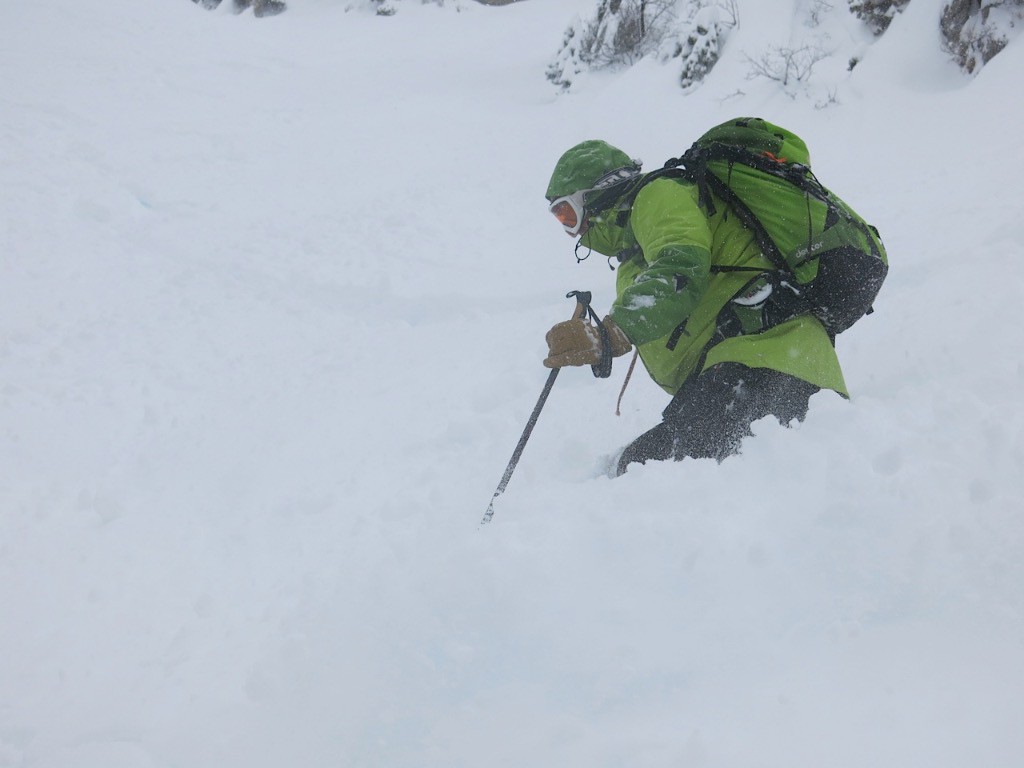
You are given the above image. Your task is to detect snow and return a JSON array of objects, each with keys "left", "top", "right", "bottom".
[{"left": 2, "top": 0, "right": 1023, "bottom": 766}]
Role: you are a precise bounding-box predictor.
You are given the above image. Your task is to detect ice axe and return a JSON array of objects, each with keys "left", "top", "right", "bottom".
[{"left": 480, "top": 290, "right": 593, "bottom": 525}]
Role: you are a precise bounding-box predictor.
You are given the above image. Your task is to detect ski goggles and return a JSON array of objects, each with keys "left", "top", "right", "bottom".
[
  {"left": 548, "top": 189, "right": 588, "bottom": 236},
  {"left": 547, "top": 165, "right": 642, "bottom": 237}
]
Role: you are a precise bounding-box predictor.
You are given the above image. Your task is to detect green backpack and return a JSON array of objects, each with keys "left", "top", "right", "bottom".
[{"left": 631, "top": 117, "right": 888, "bottom": 337}]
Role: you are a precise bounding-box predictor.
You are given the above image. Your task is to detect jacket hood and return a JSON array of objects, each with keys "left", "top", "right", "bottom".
[{"left": 546, "top": 140, "right": 637, "bottom": 200}]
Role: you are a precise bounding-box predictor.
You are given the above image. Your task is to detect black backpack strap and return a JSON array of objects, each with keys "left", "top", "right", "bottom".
[
  {"left": 700, "top": 170, "right": 789, "bottom": 272},
  {"left": 612, "top": 166, "right": 694, "bottom": 214}
]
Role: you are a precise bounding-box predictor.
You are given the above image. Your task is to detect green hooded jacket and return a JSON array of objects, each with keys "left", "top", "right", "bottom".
[{"left": 582, "top": 176, "right": 848, "bottom": 397}]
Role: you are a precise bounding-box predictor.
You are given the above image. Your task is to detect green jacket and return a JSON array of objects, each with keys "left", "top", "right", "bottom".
[{"left": 583, "top": 177, "right": 848, "bottom": 397}]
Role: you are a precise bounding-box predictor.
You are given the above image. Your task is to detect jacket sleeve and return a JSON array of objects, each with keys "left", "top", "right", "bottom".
[{"left": 609, "top": 178, "right": 712, "bottom": 346}]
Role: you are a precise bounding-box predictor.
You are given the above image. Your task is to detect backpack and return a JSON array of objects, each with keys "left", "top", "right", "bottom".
[{"left": 629, "top": 117, "right": 888, "bottom": 338}]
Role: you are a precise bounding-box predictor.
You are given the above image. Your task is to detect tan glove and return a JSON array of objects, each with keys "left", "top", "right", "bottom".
[{"left": 543, "top": 316, "right": 632, "bottom": 369}]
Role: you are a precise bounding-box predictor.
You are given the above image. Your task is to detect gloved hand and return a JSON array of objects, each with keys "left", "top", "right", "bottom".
[{"left": 543, "top": 315, "right": 632, "bottom": 369}]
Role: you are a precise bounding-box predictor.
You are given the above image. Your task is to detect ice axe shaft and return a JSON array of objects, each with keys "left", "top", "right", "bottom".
[{"left": 480, "top": 290, "right": 592, "bottom": 525}]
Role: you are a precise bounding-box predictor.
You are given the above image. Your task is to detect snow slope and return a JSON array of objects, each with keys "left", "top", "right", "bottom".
[{"left": 2, "top": 1, "right": 1023, "bottom": 766}]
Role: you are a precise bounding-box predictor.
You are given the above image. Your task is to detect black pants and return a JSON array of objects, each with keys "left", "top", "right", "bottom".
[{"left": 616, "top": 363, "right": 820, "bottom": 475}]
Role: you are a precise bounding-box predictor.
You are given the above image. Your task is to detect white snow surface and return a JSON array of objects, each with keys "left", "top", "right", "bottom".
[{"left": 2, "top": 1, "right": 1023, "bottom": 766}]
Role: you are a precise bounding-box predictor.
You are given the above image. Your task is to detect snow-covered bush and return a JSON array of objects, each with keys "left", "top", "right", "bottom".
[
  {"left": 806, "top": 0, "right": 835, "bottom": 28},
  {"left": 547, "top": 0, "right": 737, "bottom": 91},
  {"left": 744, "top": 43, "right": 831, "bottom": 90},
  {"left": 237, "top": 0, "right": 287, "bottom": 14},
  {"left": 191, "top": 0, "right": 287, "bottom": 16},
  {"left": 345, "top": 0, "right": 457, "bottom": 14},
  {"left": 941, "top": 0, "right": 1024, "bottom": 73},
  {"left": 848, "top": 0, "right": 910, "bottom": 35},
  {"left": 547, "top": 0, "right": 678, "bottom": 89},
  {"left": 666, "top": 1, "right": 737, "bottom": 89}
]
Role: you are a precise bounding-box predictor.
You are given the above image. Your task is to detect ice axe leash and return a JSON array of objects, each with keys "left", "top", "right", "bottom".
[{"left": 480, "top": 290, "right": 593, "bottom": 526}]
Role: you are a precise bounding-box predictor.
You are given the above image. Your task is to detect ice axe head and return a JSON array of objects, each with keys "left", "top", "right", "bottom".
[{"left": 565, "top": 289, "right": 592, "bottom": 319}]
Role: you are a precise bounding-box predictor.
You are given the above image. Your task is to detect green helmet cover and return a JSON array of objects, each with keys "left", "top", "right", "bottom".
[{"left": 546, "top": 140, "right": 635, "bottom": 200}]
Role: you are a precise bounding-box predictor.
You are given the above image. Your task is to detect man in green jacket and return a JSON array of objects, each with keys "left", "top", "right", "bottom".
[{"left": 544, "top": 137, "right": 849, "bottom": 476}]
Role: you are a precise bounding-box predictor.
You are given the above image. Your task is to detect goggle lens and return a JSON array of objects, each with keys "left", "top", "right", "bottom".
[{"left": 549, "top": 199, "right": 579, "bottom": 231}]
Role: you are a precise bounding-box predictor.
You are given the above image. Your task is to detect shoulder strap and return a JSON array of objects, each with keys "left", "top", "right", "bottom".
[
  {"left": 612, "top": 166, "right": 694, "bottom": 214},
  {"left": 700, "top": 170, "right": 789, "bottom": 272},
  {"left": 621, "top": 145, "right": 790, "bottom": 273}
]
